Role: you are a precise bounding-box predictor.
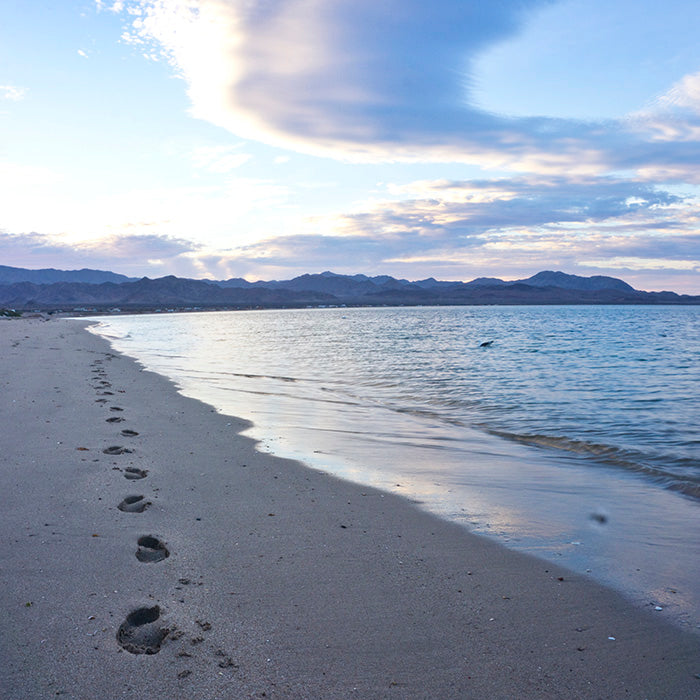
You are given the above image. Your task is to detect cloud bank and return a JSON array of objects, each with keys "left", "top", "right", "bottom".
[
  {"left": 3, "top": 166, "right": 699, "bottom": 291},
  {"left": 0, "top": 232, "right": 200, "bottom": 277},
  {"left": 113, "top": 0, "right": 700, "bottom": 176},
  {"left": 216, "top": 176, "right": 700, "bottom": 284}
]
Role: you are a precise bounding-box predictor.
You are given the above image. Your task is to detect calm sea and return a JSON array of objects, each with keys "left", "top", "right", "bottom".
[{"left": 88, "top": 305, "right": 700, "bottom": 629}]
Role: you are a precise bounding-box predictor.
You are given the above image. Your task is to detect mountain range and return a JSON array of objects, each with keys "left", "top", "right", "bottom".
[
  {"left": 0, "top": 266, "right": 698, "bottom": 311},
  {"left": 0, "top": 264, "right": 133, "bottom": 286}
]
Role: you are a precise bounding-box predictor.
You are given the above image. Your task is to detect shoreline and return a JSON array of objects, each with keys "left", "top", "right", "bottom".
[
  {"left": 2, "top": 316, "right": 699, "bottom": 698},
  {"left": 89, "top": 307, "right": 700, "bottom": 634}
]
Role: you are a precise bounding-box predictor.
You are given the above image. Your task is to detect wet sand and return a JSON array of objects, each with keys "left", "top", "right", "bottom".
[{"left": 1, "top": 316, "right": 698, "bottom": 699}]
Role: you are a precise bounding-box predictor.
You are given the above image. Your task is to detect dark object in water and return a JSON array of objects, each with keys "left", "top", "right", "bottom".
[{"left": 480, "top": 340, "right": 494, "bottom": 347}]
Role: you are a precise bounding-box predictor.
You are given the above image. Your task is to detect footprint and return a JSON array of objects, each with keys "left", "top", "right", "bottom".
[
  {"left": 116, "top": 606, "right": 168, "bottom": 655},
  {"left": 118, "top": 495, "right": 151, "bottom": 513},
  {"left": 121, "top": 429, "right": 139, "bottom": 437},
  {"left": 103, "top": 446, "right": 133, "bottom": 455},
  {"left": 98, "top": 391, "right": 114, "bottom": 396},
  {"left": 124, "top": 467, "right": 148, "bottom": 480},
  {"left": 109, "top": 406, "right": 124, "bottom": 412},
  {"left": 95, "top": 398, "right": 108, "bottom": 403},
  {"left": 215, "top": 650, "right": 238, "bottom": 669},
  {"left": 106, "top": 416, "right": 125, "bottom": 423},
  {"left": 136, "top": 535, "right": 169, "bottom": 562}
]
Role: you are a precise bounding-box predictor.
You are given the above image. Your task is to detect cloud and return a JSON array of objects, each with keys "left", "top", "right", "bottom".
[
  {"left": 330, "top": 177, "right": 684, "bottom": 240},
  {"left": 654, "top": 71, "right": 700, "bottom": 114},
  {"left": 191, "top": 175, "right": 699, "bottom": 285},
  {"left": 0, "top": 231, "right": 198, "bottom": 276},
  {"left": 110, "top": 1, "right": 700, "bottom": 178},
  {"left": 0, "top": 85, "right": 27, "bottom": 101},
  {"left": 191, "top": 145, "right": 252, "bottom": 172},
  {"left": 621, "top": 73, "right": 700, "bottom": 183},
  {"left": 583, "top": 257, "right": 699, "bottom": 272}
]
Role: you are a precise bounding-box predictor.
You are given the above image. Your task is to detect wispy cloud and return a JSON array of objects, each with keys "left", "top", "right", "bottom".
[
  {"left": 191, "top": 145, "right": 252, "bottom": 173},
  {"left": 627, "top": 72, "right": 700, "bottom": 178},
  {"left": 0, "top": 85, "right": 27, "bottom": 101},
  {"left": 653, "top": 71, "right": 700, "bottom": 114}
]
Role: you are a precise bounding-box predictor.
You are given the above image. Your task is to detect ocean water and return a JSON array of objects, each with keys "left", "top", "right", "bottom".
[{"left": 88, "top": 305, "right": 700, "bottom": 629}]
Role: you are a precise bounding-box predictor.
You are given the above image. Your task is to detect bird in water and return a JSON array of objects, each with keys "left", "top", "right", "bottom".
[{"left": 480, "top": 340, "right": 494, "bottom": 347}]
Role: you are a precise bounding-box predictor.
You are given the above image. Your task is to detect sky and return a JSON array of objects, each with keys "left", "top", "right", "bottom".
[{"left": 1, "top": 0, "right": 700, "bottom": 292}]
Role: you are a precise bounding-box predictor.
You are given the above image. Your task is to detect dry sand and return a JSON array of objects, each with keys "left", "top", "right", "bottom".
[{"left": 1, "top": 316, "right": 699, "bottom": 699}]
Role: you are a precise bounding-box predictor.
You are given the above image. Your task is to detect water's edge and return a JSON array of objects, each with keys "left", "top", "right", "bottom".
[{"left": 84, "top": 309, "right": 700, "bottom": 633}]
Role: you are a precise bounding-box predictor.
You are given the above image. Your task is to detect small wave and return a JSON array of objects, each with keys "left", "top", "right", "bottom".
[
  {"left": 183, "top": 368, "right": 302, "bottom": 383},
  {"left": 227, "top": 371, "right": 299, "bottom": 383},
  {"left": 216, "top": 385, "right": 364, "bottom": 408},
  {"left": 484, "top": 427, "right": 700, "bottom": 502}
]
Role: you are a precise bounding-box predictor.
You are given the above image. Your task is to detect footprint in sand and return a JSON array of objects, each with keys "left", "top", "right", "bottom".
[
  {"left": 109, "top": 406, "right": 124, "bottom": 412},
  {"left": 106, "top": 416, "right": 125, "bottom": 423},
  {"left": 121, "top": 429, "right": 139, "bottom": 437},
  {"left": 118, "top": 495, "right": 151, "bottom": 513},
  {"left": 136, "top": 535, "right": 169, "bottom": 562},
  {"left": 124, "top": 467, "right": 148, "bottom": 480},
  {"left": 116, "top": 606, "right": 168, "bottom": 655},
  {"left": 98, "top": 391, "right": 114, "bottom": 396},
  {"left": 103, "top": 445, "right": 133, "bottom": 455}
]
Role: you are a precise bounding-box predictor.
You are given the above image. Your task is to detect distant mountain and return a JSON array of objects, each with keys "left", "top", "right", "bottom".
[
  {"left": 461, "top": 270, "right": 635, "bottom": 291},
  {"left": 1, "top": 269, "right": 698, "bottom": 311},
  {"left": 0, "top": 265, "right": 134, "bottom": 285},
  {"left": 463, "top": 277, "right": 510, "bottom": 287},
  {"left": 0, "top": 276, "right": 335, "bottom": 309},
  {"left": 518, "top": 270, "right": 635, "bottom": 292}
]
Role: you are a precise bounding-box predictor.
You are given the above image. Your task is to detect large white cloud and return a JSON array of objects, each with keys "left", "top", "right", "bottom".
[{"left": 110, "top": 0, "right": 700, "bottom": 176}]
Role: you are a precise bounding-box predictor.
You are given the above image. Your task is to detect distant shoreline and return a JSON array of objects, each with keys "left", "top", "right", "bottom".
[{"left": 5, "top": 298, "right": 700, "bottom": 319}]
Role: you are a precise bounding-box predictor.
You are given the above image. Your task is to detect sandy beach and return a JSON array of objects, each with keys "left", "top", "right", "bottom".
[{"left": 1, "top": 317, "right": 699, "bottom": 699}]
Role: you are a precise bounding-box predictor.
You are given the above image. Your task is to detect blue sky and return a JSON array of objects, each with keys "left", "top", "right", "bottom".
[{"left": 1, "top": 0, "right": 699, "bottom": 291}]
